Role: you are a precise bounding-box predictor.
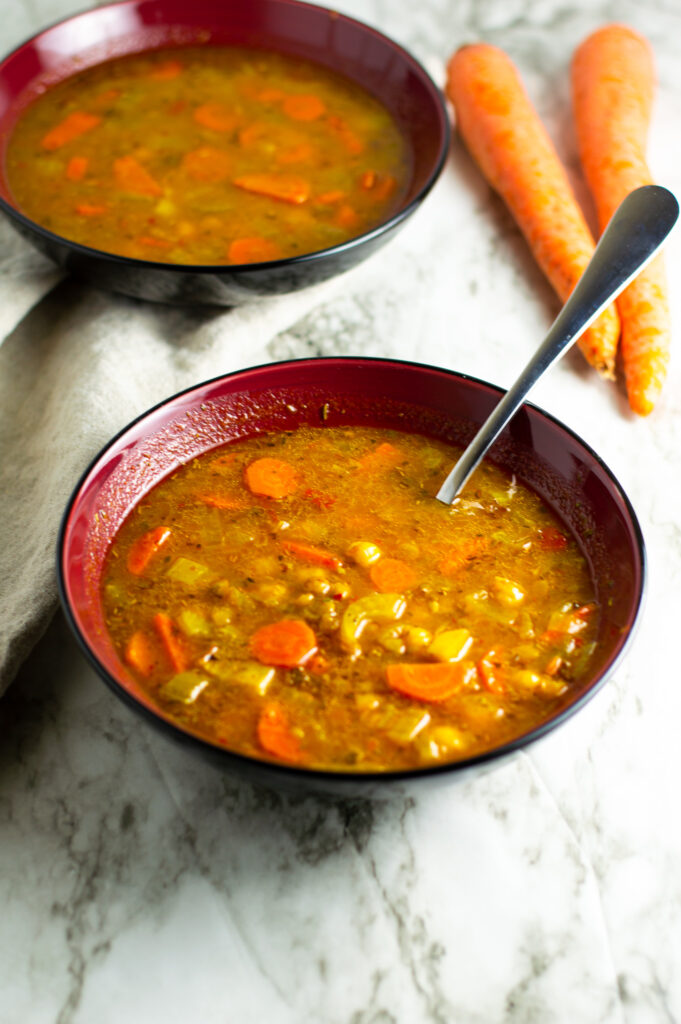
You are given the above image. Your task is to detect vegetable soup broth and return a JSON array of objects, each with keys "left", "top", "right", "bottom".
[
  {"left": 101, "top": 427, "right": 599, "bottom": 771},
  {"left": 6, "top": 47, "right": 409, "bottom": 264}
]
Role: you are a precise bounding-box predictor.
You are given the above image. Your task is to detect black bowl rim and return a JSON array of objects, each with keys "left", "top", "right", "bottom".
[
  {"left": 0, "top": 0, "right": 451, "bottom": 275},
  {"left": 56, "top": 356, "right": 647, "bottom": 786}
]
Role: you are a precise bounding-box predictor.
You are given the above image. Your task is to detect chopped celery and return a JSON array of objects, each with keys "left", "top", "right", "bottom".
[
  {"left": 371, "top": 705, "right": 431, "bottom": 744},
  {"left": 416, "top": 725, "right": 468, "bottom": 760},
  {"left": 515, "top": 610, "right": 535, "bottom": 639},
  {"left": 421, "top": 447, "right": 445, "bottom": 470},
  {"left": 464, "top": 591, "right": 517, "bottom": 625},
  {"left": 428, "top": 629, "right": 472, "bottom": 663},
  {"left": 160, "top": 671, "right": 209, "bottom": 704},
  {"left": 341, "top": 593, "right": 407, "bottom": 653},
  {"left": 177, "top": 608, "right": 212, "bottom": 637},
  {"left": 211, "top": 606, "right": 233, "bottom": 627},
  {"left": 203, "top": 657, "right": 274, "bottom": 694},
  {"left": 514, "top": 643, "right": 540, "bottom": 665},
  {"left": 355, "top": 693, "right": 381, "bottom": 711},
  {"left": 226, "top": 587, "right": 257, "bottom": 614},
  {"left": 536, "top": 675, "right": 569, "bottom": 698},
  {"left": 166, "top": 557, "right": 216, "bottom": 586},
  {"left": 104, "top": 582, "right": 123, "bottom": 603}
]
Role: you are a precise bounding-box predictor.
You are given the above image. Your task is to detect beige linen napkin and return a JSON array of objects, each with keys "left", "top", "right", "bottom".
[{"left": 0, "top": 220, "right": 353, "bottom": 694}]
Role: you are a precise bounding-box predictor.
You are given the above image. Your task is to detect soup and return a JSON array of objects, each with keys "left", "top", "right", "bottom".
[
  {"left": 6, "top": 46, "right": 409, "bottom": 265},
  {"left": 101, "top": 426, "right": 599, "bottom": 772}
]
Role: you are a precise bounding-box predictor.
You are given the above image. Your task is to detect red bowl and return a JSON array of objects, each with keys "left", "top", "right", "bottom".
[
  {"left": 0, "top": 0, "right": 449, "bottom": 306},
  {"left": 58, "top": 358, "right": 645, "bottom": 795}
]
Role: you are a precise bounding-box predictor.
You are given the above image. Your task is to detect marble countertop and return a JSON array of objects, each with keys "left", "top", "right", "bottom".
[{"left": 2, "top": 1, "right": 681, "bottom": 1021}]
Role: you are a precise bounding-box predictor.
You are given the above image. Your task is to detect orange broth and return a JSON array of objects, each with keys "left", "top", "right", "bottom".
[
  {"left": 101, "top": 426, "right": 599, "bottom": 772},
  {"left": 5, "top": 46, "right": 410, "bottom": 264}
]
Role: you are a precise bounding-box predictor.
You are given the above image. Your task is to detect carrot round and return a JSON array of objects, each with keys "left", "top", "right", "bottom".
[
  {"left": 257, "top": 704, "right": 303, "bottom": 762},
  {"left": 446, "top": 44, "right": 620, "bottom": 379},
  {"left": 282, "top": 94, "right": 326, "bottom": 121},
  {"left": 572, "top": 25, "right": 670, "bottom": 414},
  {"left": 245, "top": 457, "right": 298, "bottom": 498},
  {"left": 369, "top": 558, "right": 418, "bottom": 593},
  {"left": 250, "top": 619, "right": 317, "bottom": 668},
  {"left": 127, "top": 526, "right": 172, "bottom": 575},
  {"left": 386, "top": 662, "right": 474, "bottom": 702}
]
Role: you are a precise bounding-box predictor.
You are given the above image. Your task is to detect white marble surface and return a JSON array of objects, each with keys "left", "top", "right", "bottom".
[{"left": 2, "top": 0, "right": 681, "bottom": 1021}]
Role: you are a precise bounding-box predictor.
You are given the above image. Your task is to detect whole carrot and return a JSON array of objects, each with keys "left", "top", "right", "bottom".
[
  {"left": 446, "top": 44, "right": 620, "bottom": 379},
  {"left": 572, "top": 25, "right": 670, "bottom": 415}
]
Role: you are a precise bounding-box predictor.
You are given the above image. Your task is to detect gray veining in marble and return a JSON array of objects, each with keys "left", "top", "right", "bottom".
[{"left": 2, "top": 0, "right": 681, "bottom": 1022}]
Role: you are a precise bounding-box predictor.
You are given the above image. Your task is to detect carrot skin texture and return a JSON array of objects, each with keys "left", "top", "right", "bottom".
[
  {"left": 446, "top": 44, "right": 619, "bottom": 379},
  {"left": 572, "top": 25, "right": 670, "bottom": 415}
]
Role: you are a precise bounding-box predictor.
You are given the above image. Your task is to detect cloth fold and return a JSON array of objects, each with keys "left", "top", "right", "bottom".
[{"left": 0, "top": 223, "right": 353, "bottom": 694}]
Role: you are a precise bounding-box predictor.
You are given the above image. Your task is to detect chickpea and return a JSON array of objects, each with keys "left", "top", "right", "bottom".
[
  {"left": 376, "top": 625, "right": 406, "bottom": 655},
  {"left": 256, "top": 581, "right": 289, "bottom": 607},
  {"left": 308, "top": 578, "right": 331, "bottom": 596},
  {"left": 404, "top": 626, "right": 432, "bottom": 652},
  {"left": 493, "top": 576, "right": 525, "bottom": 606},
  {"left": 319, "top": 600, "right": 340, "bottom": 631},
  {"left": 348, "top": 540, "right": 381, "bottom": 567}
]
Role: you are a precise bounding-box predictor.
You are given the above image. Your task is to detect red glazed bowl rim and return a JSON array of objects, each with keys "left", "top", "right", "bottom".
[
  {"left": 56, "top": 357, "right": 647, "bottom": 787},
  {"left": 0, "top": 0, "right": 450, "bottom": 274}
]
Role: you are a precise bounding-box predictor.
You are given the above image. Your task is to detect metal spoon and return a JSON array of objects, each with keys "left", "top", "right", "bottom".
[{"left": 436, "top": 184, "right": 679, "bottom": 504}]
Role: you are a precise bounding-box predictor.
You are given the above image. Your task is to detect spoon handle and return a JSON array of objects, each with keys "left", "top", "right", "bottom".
[{"left": 436, "top": 184, "right": 679, "bottom": 504}]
